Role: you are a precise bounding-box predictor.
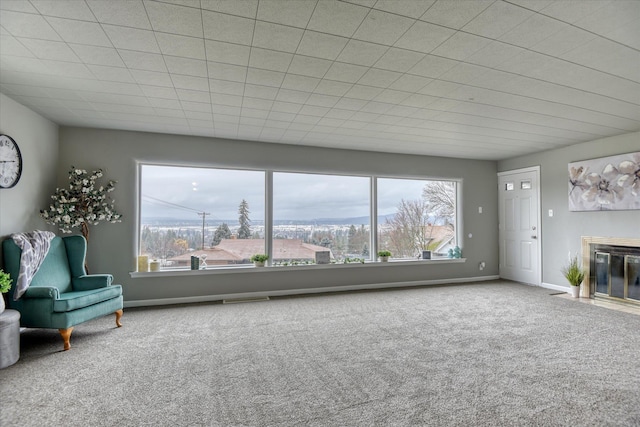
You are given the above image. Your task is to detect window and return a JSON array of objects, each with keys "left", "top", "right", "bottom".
[
  {"left": 377, "top": 178, "right": 457, "bottom": 260},
  {"left": 137, "top": 164, "right": 460, "bottom": 270},
  {"left": 140, "top": 165, "right": 264, "bottom": 269},
  {"left": 273, "top": 172, "right": 370, "bottom": 263}
]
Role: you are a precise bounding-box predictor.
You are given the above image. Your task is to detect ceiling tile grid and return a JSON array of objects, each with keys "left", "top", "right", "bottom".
[{"left": 0, "top": 0, "right": 638, "bottom": 160}]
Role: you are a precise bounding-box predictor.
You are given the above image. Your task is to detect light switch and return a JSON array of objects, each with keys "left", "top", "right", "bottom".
[
  {"left": 548, "top": 209, "right": 554, "bottom": 217},
  {"left": 478, "top": 206, "right": 483, "bottom": 213}
]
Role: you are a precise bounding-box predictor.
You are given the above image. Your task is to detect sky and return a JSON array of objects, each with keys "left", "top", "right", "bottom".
[{"left": 141, "top": 165, "right": 433, "bottom": 222}]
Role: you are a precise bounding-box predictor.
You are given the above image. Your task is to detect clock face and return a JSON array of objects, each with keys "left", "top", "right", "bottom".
[{"left": 0, "top": 134, "right": 22, "bottom": 189}]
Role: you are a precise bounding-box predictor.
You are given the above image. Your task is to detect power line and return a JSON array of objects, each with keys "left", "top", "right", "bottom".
[{"left": 142, "top": 195, "right": 203, "bottom": 213}]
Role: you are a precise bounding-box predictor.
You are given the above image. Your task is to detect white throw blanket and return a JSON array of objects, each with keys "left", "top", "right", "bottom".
[{"left": 11, "top": 230, "right": 56, "bottom": 300}]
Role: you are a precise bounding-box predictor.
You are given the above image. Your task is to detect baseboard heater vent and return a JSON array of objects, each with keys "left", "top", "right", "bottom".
[{"left": 223, "top": 296, "right": 270, "bottom": 304}]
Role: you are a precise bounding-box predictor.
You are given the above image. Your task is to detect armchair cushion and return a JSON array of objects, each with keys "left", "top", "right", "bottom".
[
  {"left": 53, "top": 285, "right": 123, "bottom": 312},
  {"left": 73, "top": 274, "right": 113, "bottom": 291}
]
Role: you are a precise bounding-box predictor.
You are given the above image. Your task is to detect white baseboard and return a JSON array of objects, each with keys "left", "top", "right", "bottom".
[
  {"left": 540, "top": 282, "right": 569, "bottom": 292},
  {"left": 123, "top": 275, "right": 501, "bottom": 308}
]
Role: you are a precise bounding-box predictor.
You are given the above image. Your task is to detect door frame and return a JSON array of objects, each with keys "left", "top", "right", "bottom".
[{"left": 497, "top": 166, "right": 542, "bottom": 286}]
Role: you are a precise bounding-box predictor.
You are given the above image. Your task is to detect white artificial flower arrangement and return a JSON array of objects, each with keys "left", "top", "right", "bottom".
[{"left": 40, "top": 166, "right": 122, "bottom": 240}]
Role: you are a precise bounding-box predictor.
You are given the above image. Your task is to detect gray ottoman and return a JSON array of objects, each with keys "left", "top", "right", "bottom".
[{"left": 0, "top": 309, "right": 20, "bottom": 368}]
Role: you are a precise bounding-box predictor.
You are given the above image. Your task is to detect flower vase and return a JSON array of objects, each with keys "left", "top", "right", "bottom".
[
  {"left": 570, "top": 286, "right": 580, "bottom": 298},
  {"left": 0, "top": 295, "right": 5, "bottom": 314}
]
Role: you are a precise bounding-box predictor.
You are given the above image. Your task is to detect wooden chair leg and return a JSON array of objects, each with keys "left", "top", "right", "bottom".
[
  {"left": 115, "top": 309, "right": 123, "bottom": 327},
  {"left": 59, "top": 327, "right": 73, "bottom": 351}
]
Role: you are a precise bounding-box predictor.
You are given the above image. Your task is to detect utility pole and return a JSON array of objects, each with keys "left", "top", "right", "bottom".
[{"left": 198, "top": 212, "right": 210, "bottom": 249}]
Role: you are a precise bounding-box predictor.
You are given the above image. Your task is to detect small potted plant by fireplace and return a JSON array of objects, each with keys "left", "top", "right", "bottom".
[
  {"left": 250, "top": 254, "right": 268, "bottom": 267},
  {"left": 562, "top": 254, "right": 585, "bottom": 298}
]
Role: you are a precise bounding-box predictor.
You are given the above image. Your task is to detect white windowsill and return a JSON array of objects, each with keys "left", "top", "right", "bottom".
[{"left": 129, "top": 258, "right": 466, "bottom": 278}]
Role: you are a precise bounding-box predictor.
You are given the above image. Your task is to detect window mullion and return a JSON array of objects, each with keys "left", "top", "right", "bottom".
[
  {"left": 370, "top": 176, "right": 378, "bottom": 261},
  {"left": 265, "top": 170, "right": 273, "bottom": 266}
]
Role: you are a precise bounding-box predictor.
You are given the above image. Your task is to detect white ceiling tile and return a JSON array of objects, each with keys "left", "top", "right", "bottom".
[
  {"left": 353, "top": 9, "right": 414, "bottom": 46},
  {"left": 253, "top": 21, "right": 304, "bottom": 53},
  {"left": 70, "top": 45, "right": 125, "bottom": 67},
  {"left": 408, "top": 54, "right": 457, "bottom": 78},
  {"left": 0, "top": 35, "right": 30, "bottom": 58},
  {"left": 373, "top": 48, "right": 424, "bottom": 73},
  {"left": 288, "top": 55, "right": 333, "bottom": 78},
  {"left": 539, "top": 0, "right": 611, "bottom": 24},
  {"left": 256, "top": 0, "right": 317, "bottom": 28},
  {"left": 87, "top": 65, "right": 134, "bottom": 83},
  {"left": 357, "top": 68, "right": 401, "bottom": 88},
  {"left": 177, "top": 89, "right": 211, "bottom": 103},
  {"left": 324, "top": 62, "right": 368, "bottom": 83},
  {"left": 103, "top": 25, "right": 160, "bottom": 53},
  {"left": 499, "top": 14, "right": 567, "bottom": 48},
  {"left": 388, "top": 74, "right": 432, "bottom": 92},
  {"left": 0, "top": 1, "right": 39, "bottom": 13},
  {"left": 439, "top": 63, "right": 487, "bottom": 85},
  {"left": 203, "top": 10, "right": 255, "bottom": 45},
  {"left": 306, "top": 93, "right": 340, "bottom": 108},
  {"left": 431, "top": 32, "right": 491, "bottom": 61},
  {"left": 564, "top": 38, "right": 640, "bottom": 82},
  {"left": 420, "top": 0, "right": 493, "bottom": 29},
  {"left": 31, "top": 0, "right": 96, "bottom": 21},
  {"left": 96, "top": 81, "right": 145, "bottom": 96},
  {"left": 507, "top": 0, "right": 554, "bottom": 11},
  {"left": 281, "top": 74, "right": 320, "bottom": 92},
  {"left": 156, "top": 33, "right": 206, "bottom": 60},
  {"left": 87, "top": 0, "right": 151, "bottom": 29},
  {"left": 246, "top": 68, "right": 285, "bottom": 87},
  {"left": 465, "top": 41, "right": 525, "bottom": 68},
  {"left": 272, "top": 101, "right": 302, "bottom": 114},
  {"left": 207, "top": 61, "right": 247, "bottom": 82},
  {"left": 462, "top": 1, "right": 532, "bottom": 39},
  {"left": 276, "top": 88, "right": 311, "bottom": 103},
  {"left": 394, "top": 20, "right": 455, "bottom": 54},
  {"left": 211, "top": 93, "right": 243, "bottom": 106},
  {"left": 165, "top": 56, "right": 208, "bottom": 77},
  {"left": 576, "top": 1, "right": 640, "bottom": 36},
  {"left": 130, "top": 69, "right": 174, "bottom": 87},
  {"left": 296, "top": 31, "right": 349, "bottom": 60},
  {"left": 602, "top": 17, "right": 640, "bottom": 50},
  {"left": 374, "top": 0, "right": 435, "bottom": 18},
  {"left": 38, "top": 59, "right": 94, "bottom": 79},
  {"left": 344, "top": 84, "right": 383, "bottom": 100},
  {"left": 144, "top": 0, "right": 203, "bottom": 37},
  {"left": 335, "top": 39, "right": 388, "bottom": 67},
  {"left": 210, "top": 79, "right": 245, "bottom": 95},
  {"left": 17, "top": 38, "right": 80, "bottom": 62},
  {"left": 0, "top": 11, "right": 61, "bottom": 40},
  {"left": 214, "top": 104, "right": 241, "bottom": 115},
  {"left": 154, "top": 105, "right": 185, "bottom": 116},
  {"left": 205, "top": 40, "right": 250, "bottom": 65},
  {"left": 374, "top": 89, "right": 411, "bottom": 104},
  {"left": 401, "top": 93, "right": 438, "bottom": 108},
  {"left": 360, "top": 101, "right": 393, "bottom": 114},
  {"left": 201, "top": 0, "right": 258, "bottom": 19},
  {"left": 530, "top": 25, "right": 596, "bottom": 57},
  {"left": 242, "top": 97, "right": 273, "bottom": 110},
  {"left": 46, "top": 17, "right": 111, "bottom": 46},
  {"left": 244, "top": 83, "right": 279, "bottom": 99},
  {"left": 181, "top": 101, "right": 212, "bottom": 112},
  {"left": 171, "top": 75, "right": 209, "bottom": 91},
  {"left": 119, "top": 51, "right": 167, "bottom": 72},
  {"left": 299, "top": 105, "right": 329, "bottom": 116},
  {"left": 249, "top": 48, "right": 293, "bottom": 72},
  {"left": 313, "top": 80, "right": 353, "bottom": 96},
  {"left": 324, "top": 108, "right": 355, "bottom": 119},
  {"left": 307, "top": 0, "right": 368, "bottom": 38}
]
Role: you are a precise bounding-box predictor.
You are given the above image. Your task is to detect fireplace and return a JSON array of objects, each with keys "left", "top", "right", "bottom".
[{"left": 582, "top": 237, "right": 640, "bottom": 304}]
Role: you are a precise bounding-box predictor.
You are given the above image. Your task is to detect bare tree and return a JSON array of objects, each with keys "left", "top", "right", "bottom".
[
  {"left": 423, "top": 181, "right": 456, "bottom": 230},
  {"left": 385, "top": 199, "right": 433, "bottom": 257}
]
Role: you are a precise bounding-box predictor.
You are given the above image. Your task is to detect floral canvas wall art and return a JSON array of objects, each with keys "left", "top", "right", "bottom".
[{"left": 569, "top": 152, "right": 640, "bottom": 211}]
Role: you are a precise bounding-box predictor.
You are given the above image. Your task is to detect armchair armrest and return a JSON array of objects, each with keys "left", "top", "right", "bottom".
[
  {"left": 73, "top": 274, "right": 114, "bottom": 291},
  {"left": 23, "top": 287, "right": 60, "bottom": 299}
]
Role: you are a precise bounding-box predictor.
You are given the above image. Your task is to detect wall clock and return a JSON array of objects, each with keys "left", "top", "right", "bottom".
[{"left": 0, "top": 134, "right": 22, "bottom": 189}]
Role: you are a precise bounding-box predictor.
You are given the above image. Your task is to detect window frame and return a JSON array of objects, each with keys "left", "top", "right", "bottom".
[{"left": 134, "top": 161, "right": 463, "bottom": 273}]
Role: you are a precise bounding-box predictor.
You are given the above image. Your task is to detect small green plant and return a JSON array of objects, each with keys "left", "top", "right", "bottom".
[
  {"left": 377, "top": 250, "right": 391, "bottom": 257},
  {"left": 562, "top": 255, "right": 585, "bottom": 287},
  {"left": 0, "top": 269, "right": 12, "bottom": 294},
  {"left": 250, "top": 254, "right": 269, "bottom": 263}
]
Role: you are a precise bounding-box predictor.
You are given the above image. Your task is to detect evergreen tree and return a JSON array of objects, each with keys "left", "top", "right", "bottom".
[
  {"left": 238, "top": 199, "right": 251, "bottom": 239},
  {"left": 212, "top": 223, "right": 231, "bottom": 246}
]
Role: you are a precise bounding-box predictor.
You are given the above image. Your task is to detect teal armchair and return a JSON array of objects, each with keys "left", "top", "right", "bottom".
[{"left": 2, "top": 235, "right": 123, "bottom": 350}]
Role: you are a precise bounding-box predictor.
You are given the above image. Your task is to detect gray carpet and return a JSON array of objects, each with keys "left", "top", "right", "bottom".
[{"left": 1, "top": 281, "right": 639, "bottom": 426}]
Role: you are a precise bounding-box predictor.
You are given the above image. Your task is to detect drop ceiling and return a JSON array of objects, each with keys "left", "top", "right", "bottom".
[{"left": 0, "top": 0, "right": 638, "bottom": 160}]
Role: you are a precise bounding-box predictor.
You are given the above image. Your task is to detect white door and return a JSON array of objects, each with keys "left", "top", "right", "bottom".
[{"left": 498, "top": 167, "right": 540, "bottom": 285}]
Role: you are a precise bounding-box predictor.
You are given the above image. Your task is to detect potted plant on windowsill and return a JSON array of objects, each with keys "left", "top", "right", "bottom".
[
  {"left": 250, "top": 254, "right": 269, "bottom": 267},
  {"left": 562, "top": 254, "right": 585, "bottom": 298},
  {"left": 0, "top": 269, "right": 12, "bottom": 314},
  {"left": 377, "top": 250, "right": 391, "bottom": 262}
]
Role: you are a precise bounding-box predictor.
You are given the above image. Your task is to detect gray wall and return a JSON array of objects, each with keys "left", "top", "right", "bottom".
[
  {"left": 59, "top": 126, "right": 499, "bottom": 305},
  {"left": 498, "top": 131, "right": 640, "bottom": 288},
  {"left": 0, "top": 94, "right": 58, "bottom": 264}
]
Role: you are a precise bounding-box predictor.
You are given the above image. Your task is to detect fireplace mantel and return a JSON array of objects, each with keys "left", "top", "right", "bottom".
[{"left": 581, "top": 236, "right": 640, "bottom": 299}]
